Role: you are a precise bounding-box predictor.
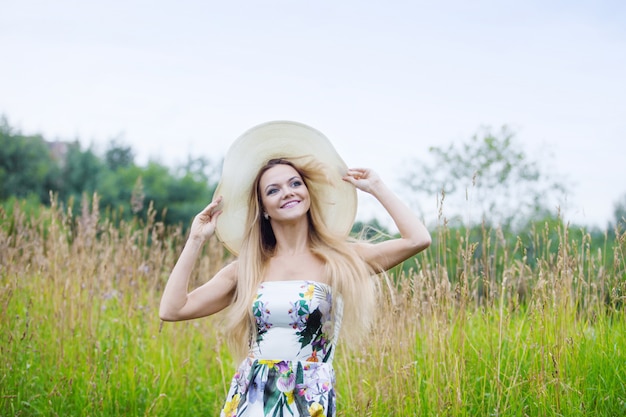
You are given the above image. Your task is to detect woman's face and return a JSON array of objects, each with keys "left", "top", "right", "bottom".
[{"left": 259, "top": 163, "right": 311, "bottom": 223}]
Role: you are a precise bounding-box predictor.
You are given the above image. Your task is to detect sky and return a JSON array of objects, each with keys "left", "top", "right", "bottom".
[{"left": 1, "top": 0, "right": 625, "bottom": 229}]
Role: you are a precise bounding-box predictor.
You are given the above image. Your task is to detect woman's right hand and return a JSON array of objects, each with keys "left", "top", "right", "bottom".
[{"left": 189, "top": 196, "right": 223, "bottom": 242}]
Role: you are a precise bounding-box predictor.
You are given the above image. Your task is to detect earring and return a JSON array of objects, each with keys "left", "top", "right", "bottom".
[{"left": 263, "top": 212, "right": 269, "bottom": 220}]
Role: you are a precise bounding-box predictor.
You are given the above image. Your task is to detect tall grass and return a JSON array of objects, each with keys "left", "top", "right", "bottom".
[{"left": 1, "top": 194, "right": 625, "bottom": 416}]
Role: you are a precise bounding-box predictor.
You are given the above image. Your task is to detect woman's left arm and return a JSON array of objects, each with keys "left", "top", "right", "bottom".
[{"left": 343, "top": 168, "right": 431, "bottom": 271}]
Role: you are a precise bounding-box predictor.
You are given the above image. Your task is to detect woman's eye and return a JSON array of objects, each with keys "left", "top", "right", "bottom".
[
  {"left": 291, "top": 180, "right": 302, "bottom": 187},
  {"left": 266, "top": 188, "right": 278, "bottom": 196}
]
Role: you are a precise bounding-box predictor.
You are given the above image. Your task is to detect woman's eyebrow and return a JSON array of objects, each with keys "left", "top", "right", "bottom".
[{"left": 264, "top": 176, "right": 301, "bottom": 192}]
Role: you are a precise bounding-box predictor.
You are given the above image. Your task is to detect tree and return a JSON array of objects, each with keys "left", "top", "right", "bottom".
[
  {"left": 59, "top": 141, "right": 104, "bottom": 200},
  {"left": 0, "top": 116, "right": 218, "bottom": 227},
  {"left": 402, "top": 126, "right": 569, "bottom": 229},
  {"left": 97, "top": 160, "right": 216, "bottom": 227},
  {"left": 0, "top": 116, "right": 60, "bottom": 201},
  {"left": 104, "top": 138, "right": 135, "bottom": 171}
]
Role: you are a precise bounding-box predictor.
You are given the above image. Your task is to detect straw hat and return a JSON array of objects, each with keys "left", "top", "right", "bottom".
[{"left": 214, "top": 120, "right": 357, "bottom": 255}]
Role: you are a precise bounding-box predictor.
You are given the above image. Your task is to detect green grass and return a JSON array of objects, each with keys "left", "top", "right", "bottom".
[{"left": 1, "top": 197, "right": 625, "bottom": 416}]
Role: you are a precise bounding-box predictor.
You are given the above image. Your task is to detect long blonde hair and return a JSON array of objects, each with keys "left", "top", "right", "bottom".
[{"left": 223, "top": 157, "right": 380, "bottom": 360}]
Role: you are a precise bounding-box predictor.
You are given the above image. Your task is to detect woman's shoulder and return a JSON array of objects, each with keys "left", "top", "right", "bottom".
[{"left": 346, "top": 240, "right": 385, "bottom": 272}]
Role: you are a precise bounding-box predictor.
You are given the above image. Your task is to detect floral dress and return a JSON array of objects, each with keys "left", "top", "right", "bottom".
[{"left": 221, "top": 280, "right": 342, "bottom": 417}]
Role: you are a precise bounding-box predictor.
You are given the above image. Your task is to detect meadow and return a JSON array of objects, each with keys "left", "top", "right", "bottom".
[{"left": 1, "top": 195, "right": 625, "bottom": 416}]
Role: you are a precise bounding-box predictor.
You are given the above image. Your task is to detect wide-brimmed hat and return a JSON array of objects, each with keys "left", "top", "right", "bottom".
[{"left": 214, "top": 120, "right": 357, "bottom": 256}]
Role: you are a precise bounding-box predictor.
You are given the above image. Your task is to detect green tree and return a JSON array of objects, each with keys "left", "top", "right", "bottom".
[
  {"left": 0, "top": 116, "right": 218, "bottom": 228},
  {"left": 97, "top": 160, "right": 216, "bottom": 227},
  {"left": 98, "top": 164, "right": 148, "bottom": 218},
  {"left": 104, "top": 138, "right": 135, "bottom": 171},
  {"left": 0, "top": 116, "right": 60, "bottom": 201},
  {"left": 165, "top": 173, "right": 215, "bottom": 226},
  {"left": 59, "top": 141, "right": 104, "bottom": 200},
  {"left": 403, "top": 126, "right": 569, "bottom": 229}
]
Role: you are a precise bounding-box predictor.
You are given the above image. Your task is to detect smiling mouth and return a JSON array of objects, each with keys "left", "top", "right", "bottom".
[{"left": 281, "top": 200, "right": 300, "bottom": 209}]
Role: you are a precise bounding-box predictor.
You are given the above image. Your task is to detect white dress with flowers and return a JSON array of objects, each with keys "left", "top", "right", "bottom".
[{"left": 221, "top": 280, "right": 341, "bottom": 417}]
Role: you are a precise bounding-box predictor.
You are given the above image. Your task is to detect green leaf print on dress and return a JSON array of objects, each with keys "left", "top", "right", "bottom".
[
  {"left": 253, "top": 291, "right": 272, "bottom": 342},
  {"left": 289, "top": 283, "right": 335, "bottom": 363}
]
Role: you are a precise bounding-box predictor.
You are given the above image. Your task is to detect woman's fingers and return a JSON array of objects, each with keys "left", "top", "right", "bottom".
[
  {"left": 343, "top": 168, "right": 382, "bottom": 194},
  {"left": 199, "top": 196, "right": 223, "bottom": 220}
]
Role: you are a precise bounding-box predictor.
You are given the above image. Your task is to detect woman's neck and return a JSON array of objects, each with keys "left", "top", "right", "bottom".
[{"left": 271, "top": 219, "right": 310, "bottom": 256}]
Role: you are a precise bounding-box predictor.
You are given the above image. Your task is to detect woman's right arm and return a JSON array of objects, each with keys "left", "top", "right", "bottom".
[{"left": 159, "top": 197, "right": 237, "bottom": 321}]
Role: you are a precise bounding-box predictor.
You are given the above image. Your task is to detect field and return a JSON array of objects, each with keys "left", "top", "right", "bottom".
[{"left": 1, "top": 196, "right": 625, "bottom": 416}]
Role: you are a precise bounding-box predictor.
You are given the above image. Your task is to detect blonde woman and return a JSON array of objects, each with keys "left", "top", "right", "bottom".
[{"left": 159, "top": 121, "right": 431, "bottom": 416}]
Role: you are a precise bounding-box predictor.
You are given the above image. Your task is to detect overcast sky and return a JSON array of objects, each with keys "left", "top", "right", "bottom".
[{"left": 2, "top": 0, "right": 625, "bottom": 229}]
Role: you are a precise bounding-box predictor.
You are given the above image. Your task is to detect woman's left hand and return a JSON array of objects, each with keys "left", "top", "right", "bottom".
[{"left": 342, "top": 168, "right": 382, "bottom": 194}]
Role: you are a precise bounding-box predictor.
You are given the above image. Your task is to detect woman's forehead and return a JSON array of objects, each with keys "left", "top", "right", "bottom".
[{"left": 259, "top": 164, "right": 300, "bottom": 185}]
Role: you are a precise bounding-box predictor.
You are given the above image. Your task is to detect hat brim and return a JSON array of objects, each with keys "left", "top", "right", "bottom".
[{"left": 214, "top": 120, "right": 357, "bottom": 256}]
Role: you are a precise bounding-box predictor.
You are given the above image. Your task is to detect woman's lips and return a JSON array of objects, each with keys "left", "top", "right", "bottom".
[{"left": 281, "top": 200, "right": 300, "bottom": 209}]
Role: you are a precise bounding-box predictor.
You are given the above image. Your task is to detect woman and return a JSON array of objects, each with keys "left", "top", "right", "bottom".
[{"left": 159, "top": 121, "right": 431, "bottom": 416}]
